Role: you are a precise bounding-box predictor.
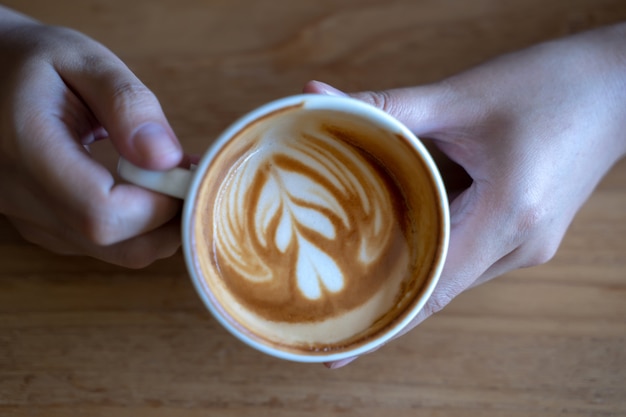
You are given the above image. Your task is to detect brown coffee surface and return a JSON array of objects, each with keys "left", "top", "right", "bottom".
[{"left": 190, "top": 107, "right": 442, "bottom": 352}]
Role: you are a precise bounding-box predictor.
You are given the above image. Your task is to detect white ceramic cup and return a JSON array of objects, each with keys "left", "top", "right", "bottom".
[{"left": 118, "top": 94, "right": 449, "bottom": 363}]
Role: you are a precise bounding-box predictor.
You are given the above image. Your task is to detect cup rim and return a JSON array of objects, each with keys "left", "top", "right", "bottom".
[{"left": 181, "top": 94, "right": 450, "bottom": 363}]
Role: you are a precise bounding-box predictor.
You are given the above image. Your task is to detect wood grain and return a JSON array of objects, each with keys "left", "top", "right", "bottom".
[{"left": 1, "top": 1, "right": 625, "bottom": 416}]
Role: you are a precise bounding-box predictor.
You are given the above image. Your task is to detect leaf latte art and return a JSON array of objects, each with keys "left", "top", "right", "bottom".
[{"left": 212, "top": 126, "right": 411, "bottom": 323}]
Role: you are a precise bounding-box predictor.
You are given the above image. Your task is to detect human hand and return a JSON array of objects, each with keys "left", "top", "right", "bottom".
[
  {"left": 0, "top": 7, "right": 185, "bottom": 267},
  {"left": 305, "top": 22, "right": 626, "bottom": 368}
]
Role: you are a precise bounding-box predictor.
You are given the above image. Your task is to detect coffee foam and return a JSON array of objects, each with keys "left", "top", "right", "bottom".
[{"left": 191, "top": 106, "right": 442, "bottom": 352}]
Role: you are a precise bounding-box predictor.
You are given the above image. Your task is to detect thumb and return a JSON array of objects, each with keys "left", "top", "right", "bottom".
[
  {"left": 303, "top": 80, "right": 451, "bottom": 135},
  {"left": 60, "top": 48, "right": 183, "bottom": 170}
]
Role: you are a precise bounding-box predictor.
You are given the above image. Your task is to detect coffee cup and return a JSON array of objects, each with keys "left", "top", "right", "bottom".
[{"left": 118, "top": 94, "right": 449, "bottom": 363}]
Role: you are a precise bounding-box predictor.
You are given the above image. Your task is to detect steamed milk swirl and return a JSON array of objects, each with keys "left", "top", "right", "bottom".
[
  {"left": 194, "top": 109, "right": 420, "bottom": 351},
  {"left": 216, "top": 127, "right": 400, "bottom": 314}
]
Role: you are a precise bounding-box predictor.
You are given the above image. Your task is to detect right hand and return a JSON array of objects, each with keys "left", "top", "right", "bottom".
[
  {"left": 306, "top": 21, "right": 626, "bottom": 368},
  {"left": 0, "top": 7, "right": 185, "bottom": 267}
]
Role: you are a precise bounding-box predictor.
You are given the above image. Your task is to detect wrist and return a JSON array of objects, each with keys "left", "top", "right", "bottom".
[{"left": 571, "top": 22, "right": 626, "bottom": 161}]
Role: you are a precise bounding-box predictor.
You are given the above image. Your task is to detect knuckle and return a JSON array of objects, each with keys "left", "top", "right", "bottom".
[
  {"left": 506, "top": 196, "right": 560, "bottom": 268},
  {"left": 76, "top": 201, "right": 121, "bottom": 247},
  {"left": 520, "top": 239, "right": 560, "bottom": 268},
  {"left": 422, "top": 290, "right": 455, "bottom": 317},
  {"left": 514, "top": 204, "right": 544, "bottom": 238},
  {"left": 365, "top": 90, "right": 395, "bottom": 115},
  {"left": 505, "top": 194, "right": 547, "bottom": 245},
  {"left": 111, "top": 80, "right": 158, "bottom": 112}
]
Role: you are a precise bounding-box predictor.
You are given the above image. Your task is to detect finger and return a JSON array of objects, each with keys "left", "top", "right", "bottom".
[
  {"left": 304, "top": 80, "right": 457, "bottom": 136},
  {"left": 303, "top": 80, "right": 348, "bottom": 97},
  {"left": 11, "top": 216, "right": 181, "bottom": 268},
  {"left": 325, "top": 356, "right": 358, "bottom": 370},
  {"left": 57, "top": 37, "right": 182, "bottom": 170},
  {"left": 18, "top": 66, "right": 180, "bottom": 245},
  {"left": 86, "top": 219, "right": 182, "bottom": 268}
]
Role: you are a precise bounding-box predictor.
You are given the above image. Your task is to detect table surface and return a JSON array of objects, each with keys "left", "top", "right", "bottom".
[{"left": 1, "top": 1, "right": 625, "bottom": 416}]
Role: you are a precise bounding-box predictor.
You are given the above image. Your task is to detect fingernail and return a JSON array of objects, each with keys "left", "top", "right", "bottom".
[
  {"left": 325, "top": 356, "right": 358, "bottom": 369},
  {"left": 311, "top": 80, "right": 347, "bottom": 97},
  {"left": 132, "top": 123, "right": 181, "bottom": 168}
]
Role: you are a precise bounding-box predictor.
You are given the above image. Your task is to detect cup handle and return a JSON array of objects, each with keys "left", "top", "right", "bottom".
[{"left": 117, "top": 158, "right": 193, "bottom": 200}]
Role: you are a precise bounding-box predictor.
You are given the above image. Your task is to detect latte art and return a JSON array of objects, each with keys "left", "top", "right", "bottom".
[
  {"left": 215, "top": 127, "right": 396, "bottom": 307},
  {"left": 191, "top": 105, "right": 441, "bottom": 351},
  {"left": 208, "top": 120, "right": 412, "bottom": 326}
]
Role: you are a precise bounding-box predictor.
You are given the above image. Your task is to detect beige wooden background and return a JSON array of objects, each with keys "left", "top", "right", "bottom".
[{"left": 1, "top": 1, "right": 625, "bottom": 416}]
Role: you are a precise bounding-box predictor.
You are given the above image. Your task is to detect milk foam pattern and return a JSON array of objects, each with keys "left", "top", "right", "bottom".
[{"left": 214, "top": 128, "right": 395, "bottom": 305}]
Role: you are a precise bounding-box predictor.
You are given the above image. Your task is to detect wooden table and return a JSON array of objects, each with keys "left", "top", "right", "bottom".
[{"left": 1, "top": 1, "right": 625, "bottom": 415}]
